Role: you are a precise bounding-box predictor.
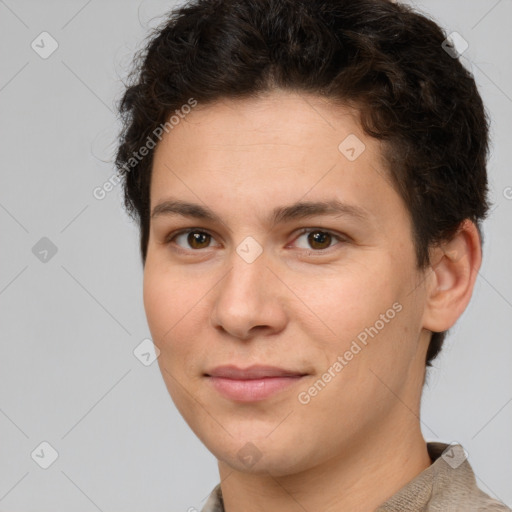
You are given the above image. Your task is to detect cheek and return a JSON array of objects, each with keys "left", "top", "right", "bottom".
[
  {"left": 143, "top": 268, "right": 209, "bottom": 427},
  {"left": 143, "top": 268, "right": 166, "bottom": 342},
  {"left": 292, "top": 261, "right": 399, "bottom": 346},
  {"left": 296, "top": 257, "right": 417, "bottom": 389},
  {"left": 143, "top": 264, "right": 206, "bottom": 378},
  {"left": 143, "top": 264, "right": 186, "bottom": 349}
]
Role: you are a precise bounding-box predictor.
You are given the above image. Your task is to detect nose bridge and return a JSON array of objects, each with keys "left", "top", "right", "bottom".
[
  {"left": 211, "top": 241, "right": 286, "bottom": 338},
  {"left": 222, "top": 243, "right": 269, "bottom": 304}
]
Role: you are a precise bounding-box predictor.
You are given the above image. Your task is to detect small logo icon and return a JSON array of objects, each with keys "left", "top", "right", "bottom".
[
  {"left": 133, "top": 338, "right": 160, "bottom": 366},
  {"left": 31, "top": 31, "right": 59, "bottom": 59},
  {"left": 31, "top": 441, "right": 59, "bottom": 469},
  {"left": 236, "top": 236, "right": 263, "bottom": 264},
  {"left": 442, "top": 32, "right": 468, "bottom": 59},
  {"left": 338, "top": 134, "right": 366, "bottom": 161},
  {"left": 32, "top": 237, "right": 58, "bottom": 263},
  {"left": 441, "top": 442, "right": 468, "bottom": 469},
  {"left": 237, "top": 442, "right": 262, "bottom": 468}
]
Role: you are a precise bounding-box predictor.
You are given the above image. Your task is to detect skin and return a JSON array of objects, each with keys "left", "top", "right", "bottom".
[{"left": 143, "top": 90, "right": 482, "bottom": 512}]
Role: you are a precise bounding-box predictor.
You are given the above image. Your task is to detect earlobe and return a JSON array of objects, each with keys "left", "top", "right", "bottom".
[{"left": 422, "top": 220, "right": 482, "bottom": 333}]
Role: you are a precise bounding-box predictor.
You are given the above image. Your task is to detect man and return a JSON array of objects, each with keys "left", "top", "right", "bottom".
[{"left": 115, "top": 0, "right": 510, "bottom": 509}]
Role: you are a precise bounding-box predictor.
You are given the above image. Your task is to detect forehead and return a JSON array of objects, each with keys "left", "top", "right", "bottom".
[
  {"left": 155, "top": 91, "right": 366, "bottom": 154},
  {"left": 149, "top": 91, "right": 404, "bottom": 229}
]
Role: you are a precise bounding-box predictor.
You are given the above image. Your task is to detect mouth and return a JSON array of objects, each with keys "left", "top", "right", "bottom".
[{"left": 204, "top": 365, "right": 308, "bottom": 402}]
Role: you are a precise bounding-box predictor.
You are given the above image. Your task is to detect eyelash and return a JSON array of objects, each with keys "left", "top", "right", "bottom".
[{"left": 164, "top": 227, "right": 347, "bottom": 254}]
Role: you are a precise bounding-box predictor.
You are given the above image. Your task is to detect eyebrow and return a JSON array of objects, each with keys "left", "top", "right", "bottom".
[{"left": 151, "top": 198, "right": 370, "bottom": 227}]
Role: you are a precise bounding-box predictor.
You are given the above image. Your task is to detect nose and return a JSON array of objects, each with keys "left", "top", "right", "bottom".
[{"left": 210, "top": 249, "right": 288, "bottom": 340}]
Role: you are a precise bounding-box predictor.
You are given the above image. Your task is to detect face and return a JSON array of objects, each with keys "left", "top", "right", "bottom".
[{"left": 144, "top": 90, "right": 431, "bottom": 476}]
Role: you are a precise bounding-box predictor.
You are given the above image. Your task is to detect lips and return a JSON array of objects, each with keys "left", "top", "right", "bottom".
[
  {"left": 205, "top": 364, "right": 307, "bottom": 379},
  {"left": 204, "top": 365, "right": 308, "bottom": 402}
]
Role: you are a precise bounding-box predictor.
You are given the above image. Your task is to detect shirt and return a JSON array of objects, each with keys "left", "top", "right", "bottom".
[{"left": 200, "top": 442, "right": 511, "bottom": 512}]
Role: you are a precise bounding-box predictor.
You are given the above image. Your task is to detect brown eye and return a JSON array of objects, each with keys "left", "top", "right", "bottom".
[
  {"left": 168, "top": 229, "right": 218, "bottom": 250},
  {"left": 307, "top": 230, "right": 333, "bottom": 250},
  {"left": 294, "top": 229, "right": 342, "bottom": 251},
  {"left": 186, "top": 231, "right": 211, "bottom": 249}
]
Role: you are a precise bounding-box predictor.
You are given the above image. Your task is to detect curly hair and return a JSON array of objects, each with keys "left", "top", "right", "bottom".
[{"left": 115, "top": 0, "right": 491, "bottom": 367}]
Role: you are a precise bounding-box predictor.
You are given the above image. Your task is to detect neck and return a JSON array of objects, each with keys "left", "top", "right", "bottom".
[{"left": 217, "top": 413, "right": 431, "bottom": 512}]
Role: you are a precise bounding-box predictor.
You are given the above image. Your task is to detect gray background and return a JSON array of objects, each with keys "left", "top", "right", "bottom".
[{"left": 1, "top": 0, "right": 511, "bottom": 510}]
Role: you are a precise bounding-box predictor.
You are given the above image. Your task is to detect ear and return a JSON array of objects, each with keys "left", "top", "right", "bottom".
[{"left": 422, "top": 219, "right": 482, "bottom": 333}]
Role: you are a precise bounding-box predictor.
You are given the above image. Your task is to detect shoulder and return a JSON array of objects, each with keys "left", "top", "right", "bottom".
[
  {"left": 428, "top": 442, "right": 511, "bottom": 512},
  {"left": 377, "top": 442, "right": 511, "bottom": 511}
]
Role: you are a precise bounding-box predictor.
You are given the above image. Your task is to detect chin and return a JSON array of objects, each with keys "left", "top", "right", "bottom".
[{"left": 206, "top": 433, "right": 312, "bottom": 476}]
